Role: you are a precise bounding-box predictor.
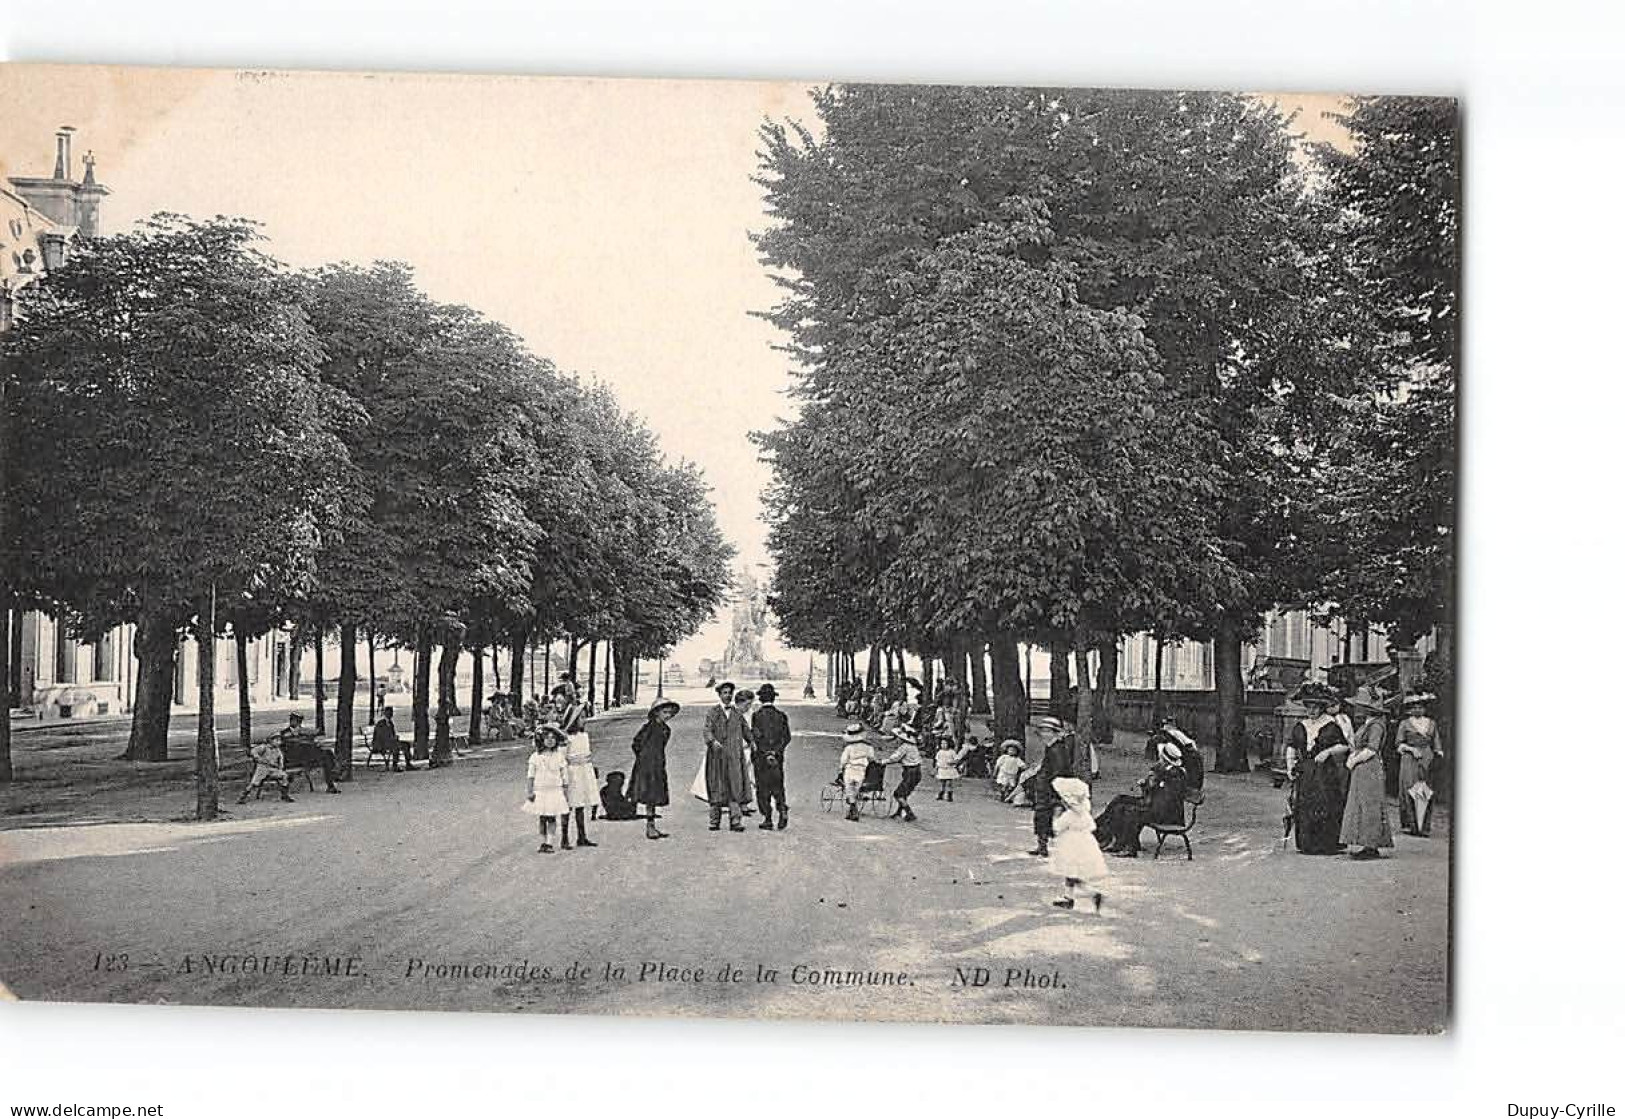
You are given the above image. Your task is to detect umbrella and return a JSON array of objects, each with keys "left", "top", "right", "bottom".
[{"left": 1408, "top": 781, "right": 1434, "bottom": 829}]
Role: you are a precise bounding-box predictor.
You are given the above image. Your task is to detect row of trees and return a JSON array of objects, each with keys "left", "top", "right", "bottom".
[
  {"left": 0, "top": 215, "right": 733, "bottom": 811},
  {"left": 754, "top": 88, "right": 1456, "bottom": 769}
]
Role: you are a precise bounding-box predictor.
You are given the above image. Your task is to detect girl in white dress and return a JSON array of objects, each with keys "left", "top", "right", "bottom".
[
  {"left": 1048, "top": 777, "right": 1109, "bottom": 913},
  {"left": 523, "top": 725, "right": 572, "bottom": 853},
  {"left": 934, "top": 740, "right": 968, "bottom": 801}
]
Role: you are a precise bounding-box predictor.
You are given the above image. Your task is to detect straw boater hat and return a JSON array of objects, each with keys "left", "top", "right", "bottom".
[
  {"left": 891, "top": 723, "right": 918, "bottom": 743},
  {"left": 648, "top": 697, "right": 680, "bottom": 718},
  {"left": 842, "top": 723, "right": 869, "bottom": 743},
  {"left": 1032, "top": 715, "right": 1068, "bottom": 735},
  {"left": 1403, "top": 692, "right": 1436, "bottom": 708},
  {"left": 1156, "top": 740, "right": 1184, "bottom": 766}
]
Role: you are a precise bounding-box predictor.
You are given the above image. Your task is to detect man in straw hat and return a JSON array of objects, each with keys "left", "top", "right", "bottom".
[{"left": 1027, "top": 715, "right": 1077, "bottom": 857}]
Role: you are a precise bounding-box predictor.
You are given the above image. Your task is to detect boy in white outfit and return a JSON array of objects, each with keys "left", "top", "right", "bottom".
[{"left": 837, "top": 723, "right": 877, "bottom": 822}]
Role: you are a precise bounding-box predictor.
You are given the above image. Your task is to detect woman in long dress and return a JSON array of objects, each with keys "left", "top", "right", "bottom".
[
  {"left": 553, "top": 682, "right": 600, "bottom": 848},
  {"left": 1289, "top": 688, "right": 1352, "bottom": 855},
  {"left": 629, "top": 698, "right": 679, "bottom": 840},
  {"left": 1338, "top": 691, "right": 1394, "bottom": 859},
  {"left": 1396, "top": 693, "right": 1441, "bottom": 836}
]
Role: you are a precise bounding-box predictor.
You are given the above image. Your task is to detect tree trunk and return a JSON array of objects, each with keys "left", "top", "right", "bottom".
[
  {"left": 509, "top": 628, "right": 527, "bottom": 707},
  {"left": 586, "top": 640, "right": 598, "bottom": 703},
  {"left": 335, "top": 621, "right": 357, "bottom": 779},
  {"left": 195, "top": 591, "right": 219, "bottom": 821},
  {"left": 412, "top": 625, "right": 432, "bottom": 759},
  {"left": 969, "top": 640, "right": 990, "bottom": 715},
  {"left": 1152, "top": 635, "right": 1167, "bottom": 725},
  {"left": 615, "top": 644, "right": 636, "bottom": 705},
  {"left": 434, "top": 635, "right": 461, "bottom": 764},
  {"left": 367, "top": 631, "right": 377, "bottom": 725},
  {"left": 235, "top": 628, "right": 252, "bottom": 755},
  {"left": 920, "top": 649, "right": 935, "bottom": 700},
  {"left": 286, "top": 624, "right": 301, "bottom": 705},
  {"left": 542, "top": 640, "right": 552, "bottom": 694},
  {"left": 1048, "top": 640, "right": 1072, "bottom": 724},
  {"left": 866, "top": 642, "right": 881, "bottom": 689},
  {"left": 0, "top": 596, "right": 12, "bottom": 783},
  {"left": 469, "top": 646, "right": 485, "bottom": 746},
  {"left": 988, "top": 635, "right": 1028, "bottom": 750},
  {"left": 568, "top": 635, "right": 583, "bottom": 682},
  {"left": 1213, "top": 616, "right": 1248, "bottom": 773},
  {"left": 312, "top": 630, "right": 326, "bottom": 736},
  {"left": 603, "top": 640, "right": 613, "bottom": 709},
  {"left": 1072, "top": 624, "right": 1096, "bottom": 746},
  {"left": 1091, "top": 636, "right": 1119, "bottom": 743},
  {"left": 122, "top": 606, "right": 179, "bottom": 762}
]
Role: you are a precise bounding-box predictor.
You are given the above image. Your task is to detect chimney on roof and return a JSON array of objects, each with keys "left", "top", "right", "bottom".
[{"left": 53, "top": 126, "right": 75, "bottom": 180}]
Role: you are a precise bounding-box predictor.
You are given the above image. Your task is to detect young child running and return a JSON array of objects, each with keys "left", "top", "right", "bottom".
[
  {"left": 993, "top": 740, "right": 1024, "bottom": 801},
  {"left": 1048, "top": 776, "right": 1108, "bottom": 914},
  {"left": 934, "top": 737, "right": 969, "bottom": 801},
  {"left": 523, "top": 724, "right": 573, "bottom": 853}
]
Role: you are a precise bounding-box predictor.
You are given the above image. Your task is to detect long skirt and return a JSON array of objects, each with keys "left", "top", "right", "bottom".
[
  {"left": 1293, "top": 760, "right": 1349, "bottom": 854},
  {"left": 1094, "top": 794, "right": 1151, "bottom": 851},
  {"left": 1339, "top": 759, "right": 1393, "bottom": 849}
]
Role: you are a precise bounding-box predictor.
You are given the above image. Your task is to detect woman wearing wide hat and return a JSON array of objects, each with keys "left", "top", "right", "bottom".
[
  {"left": 1288, "top": 684, "right": 1353, "bottom": 855},
  {"left": 629, "top": 697, "right": 680, "bottom": 840},
  {"left": 1395, "top": 692, "right": 1442, "bottom": 836},
  {"left": 1338, "top": 688, "right": 1395, "bottom": 859}
]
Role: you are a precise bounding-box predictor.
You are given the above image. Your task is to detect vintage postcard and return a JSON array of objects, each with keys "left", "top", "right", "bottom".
[{"left": 0, "top": 64, "right": 1456, "bottom": 1033}]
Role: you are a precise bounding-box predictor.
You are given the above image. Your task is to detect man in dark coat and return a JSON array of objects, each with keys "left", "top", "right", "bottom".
[
  {"left": 372, "top": 706, "right": 412, "bottom": 772},
  {"left": 277, "top": 712, "right": 341, "bottom": 793},
  {"left": 750, "top": 683, "right": 792, "bottom": 830},
  {"left": 703, "top": 682, "right": 750, "bottom": 831},
  {"left": 1027, "top": 716, "right": 1075, "bottom": 857}
]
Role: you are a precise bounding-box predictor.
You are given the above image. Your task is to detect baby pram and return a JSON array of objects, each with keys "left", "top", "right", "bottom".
[{"left": 820, "top": 760, "right": 889, "bottom": 815}]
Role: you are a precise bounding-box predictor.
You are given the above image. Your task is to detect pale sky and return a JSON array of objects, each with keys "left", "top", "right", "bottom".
[{"left": 0, "top": 65, "right": 1345, "bottom": 672}]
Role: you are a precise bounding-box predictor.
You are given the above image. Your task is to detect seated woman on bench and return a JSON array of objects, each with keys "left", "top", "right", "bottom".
[{"left": 1094, "top": 741, "right": 1189, "bottom": 858}]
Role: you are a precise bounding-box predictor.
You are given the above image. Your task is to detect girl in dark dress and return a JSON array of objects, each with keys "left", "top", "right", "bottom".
[
  {"left": 1289, "top": 690, "right": 1352, "bottom": 855},
  {"left": 628, "top": 698, "right": 680, "bottom": 840}
]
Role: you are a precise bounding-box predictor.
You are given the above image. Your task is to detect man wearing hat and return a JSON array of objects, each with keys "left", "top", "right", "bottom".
[
  {"left": 702, "top": 682, "right": 750, "bottom": 831},
  {"left": 836, "top": 724, "right": 878, "bottom": 822},
  {"left": 878, "top": 723, "right": 924, "bottom": 822},
  {"left": 750, "top": 683, "right": 792, "bottom": 830},
  {"left": 1027, "top": 716, "right": 1077, "bottom": 857}
]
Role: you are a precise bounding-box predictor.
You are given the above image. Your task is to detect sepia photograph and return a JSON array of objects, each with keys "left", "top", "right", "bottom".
[{"left": 0, "top": 62, "right": 1458, "bottom": 1037}]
